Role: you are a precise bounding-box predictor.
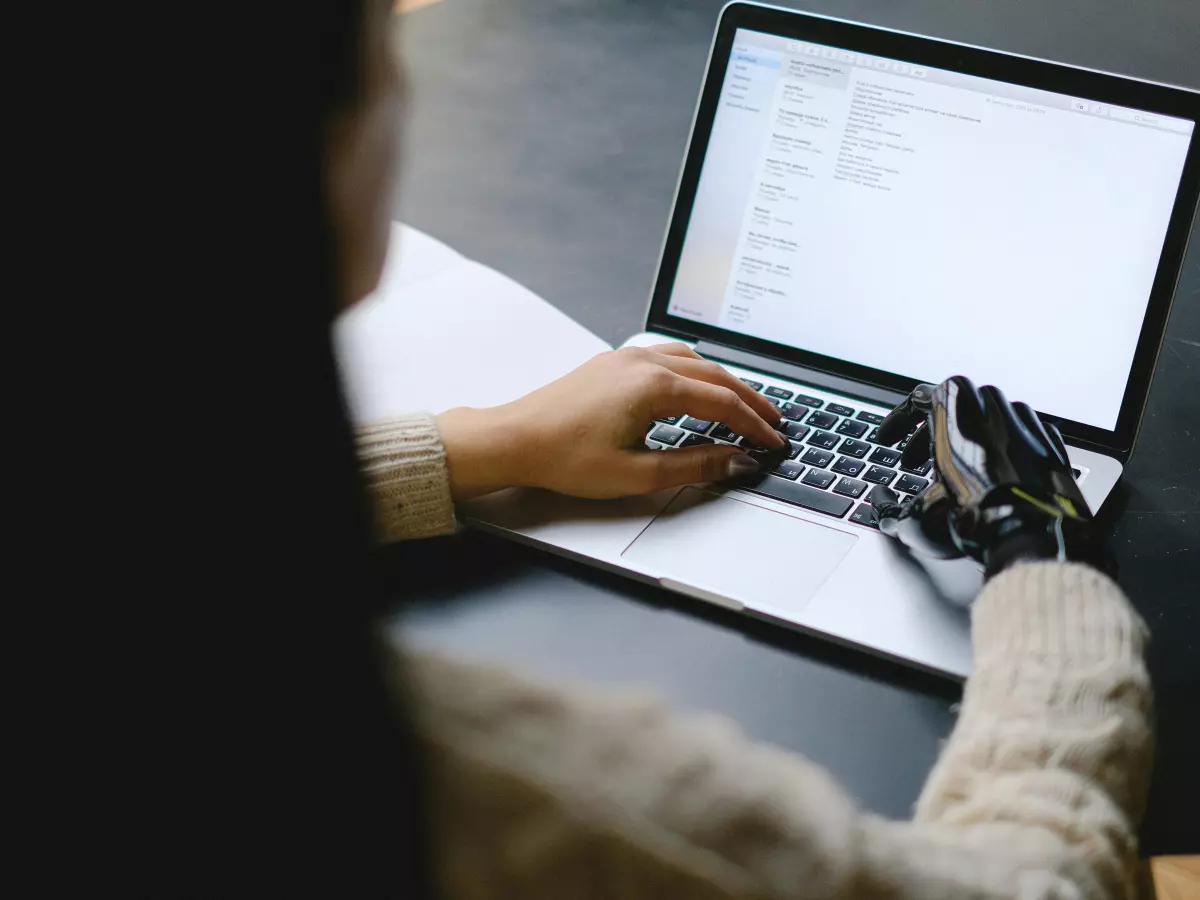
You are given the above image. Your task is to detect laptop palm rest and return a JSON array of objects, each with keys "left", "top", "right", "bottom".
[{"left": 622, "top": 487, "right": 857, "bottom": 614}]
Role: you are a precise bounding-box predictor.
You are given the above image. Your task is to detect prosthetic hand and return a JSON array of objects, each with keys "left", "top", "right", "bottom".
[{"left": 870, "top": 376, "right": 1103, "bottom": 579}]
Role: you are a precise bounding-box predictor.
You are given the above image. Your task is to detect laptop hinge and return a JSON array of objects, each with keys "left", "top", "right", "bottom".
[{"left": 694, "top": 341, "right": 909, "bottom": 409}]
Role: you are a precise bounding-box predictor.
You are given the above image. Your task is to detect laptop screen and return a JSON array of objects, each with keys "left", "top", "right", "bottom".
[{"left": 667, "top": 28, "right": 1195, "bottom": 431}]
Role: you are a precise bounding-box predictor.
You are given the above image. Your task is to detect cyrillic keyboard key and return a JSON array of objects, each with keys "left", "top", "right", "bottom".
[
  {"left": 807, "top": 430, "right": 840, "bottom": 450},
  {"left": 771, "top": 460, "right": 805, "bottom": 480},
  {"left": 784, "top": 422, "right": 811, "bottom": 440},
  {"left": 895, "top": 474, "right": 930, "bottom": 494},
  {"left": 780, "top": 402, "right": 809, "bottom": 420},
  {"left": 835, "top": 419, "right": 869, "bottom": 438},
  {"left": 681, "top": 433, "right": 716, "bottom": 448},
  {"left": 710, "top": 424, "right": 739, "bottom": 442},
  {"left": 801, "top": 447, "right": 834, "bottom": 468},
  {"left": 680, "top": 417, "right": 713, "bottom": 434},
  {"left": 801, "top": 469, "right": 837, "bottom": 490},
  {"left": 862, "top": 465, "right": 896, "bottom": 485},
  {"left": 838, "top": 438, "right": 871, "bottom": 459},
  {"left": 649, "top": 424, "right": 684, "bottom": 446},
  {"left": 869, "top": 446, "right": 902, "bottom": 467},
  {"left": 807, "top": 411, "right": 838, "bottom": 430},
  {"left": 831, "top": 456, "right": 866, "bottom": 477},
  {"left": 849, "top": 503, "right": 880, "bottom": 528},
  {"left": 833, "top": 477, "right": 868, "bottom": 498}
]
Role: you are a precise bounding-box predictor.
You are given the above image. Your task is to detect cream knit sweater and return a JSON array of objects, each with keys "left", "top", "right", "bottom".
[{"left": 358, "top": 413, "right": 1153, "bottom": 900}]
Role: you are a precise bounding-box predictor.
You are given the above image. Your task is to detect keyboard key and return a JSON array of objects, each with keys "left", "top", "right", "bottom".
[
  {"left": 644, "top": 440, "right": 664, "bottom": 450},
  {"left": 681, "top": 434, "right": 716, "bottom": 448},
  {"left": 899, "top": 459, "right": 932, "bottom": 476},
  {"left": 849, "top": 503, "right": 879, "bottom": 529},
  {"left": 734, "top": 473, "right": 853, "bottom": 518},
  {"left": 806, "top": 430, "right": 840, "bottom": 450},
  {"left": 658, "top": 415, "right": 681, "bottom": 426},
  {"left": 764, "top": 386, "right": 793, "bottom": 400},
  {"left": 801, "top": 469, "right": 837, "bottom": 490},
  {"left": 835, "top": 419, "right": 869, "bottom": 438},
  {"left": 740, "top": 378, "right": 763, "bottom": 391},
  {"left": 831, "top": 456, "right": 866, "bottom": 477},
  {"left": 783, "top": 421, "right": 811, "bottom": 440},
  {"left": 649, "top": 424, "right": 684, "bottom": 446},
  {"left": 765, "top": 397, "right": 784, "bottom": 409},
  {"left": 793, "top": 394, "right": 823, "bottom": 408},
  {"left": 895, "top": 474, "right": 930, "bottom": 494},
  {"left": 771, "top": 460, "right": 805, "bottom": 480},
  {"left": 856, "top": 411, "right": 884, "bottom": 425},
  {"left": 826, "top": 403, "right": 855, "bottom": 417},
  {"left": 710, "top": 424, "right": 740, "bottom": 442},
  {"left": 838, "top": 438, "right": 871, "bottom": 459},
  {"left": 807, "top": 411, "right": 838, "bottom": 430},
  {"left": 833, "top": 477, "right": 868, "bottom": 498},
  {"left": 780, "top": 402, "right": 810, "bottom": 420},
  {"left": 786, "top": 439, "right": 804, "bottom": 459},
  {"left": 801, "top": 447, "right": 834, "bottom": 468},
  {"left": 680, "top": 417, "right": 713, "bottom": 434},
  {"left": 866, "top": 426, "right": 881, "bottom": 443},
  {"left": 868, "top": 446, "right": 902, "bottom": 467},
  {"left": 645, "top": 422, "right": 655, "bottom": 433},
  {"left": 862, "top": 465, "right": 896, "bottom": 485}
]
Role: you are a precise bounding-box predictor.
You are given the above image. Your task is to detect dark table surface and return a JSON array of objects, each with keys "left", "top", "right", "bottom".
[{"left": 384, "top": 0, "right": 1199, "bottom": 853}]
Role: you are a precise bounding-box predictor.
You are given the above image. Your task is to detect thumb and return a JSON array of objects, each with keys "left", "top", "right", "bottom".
[{"left": 627, "top": 444, "right": 760, "bottom": 493}]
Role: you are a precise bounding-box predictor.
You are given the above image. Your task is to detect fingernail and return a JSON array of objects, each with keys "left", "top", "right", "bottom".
[{"left": 726, "top": 454, "right": 760, "bottom": 479}]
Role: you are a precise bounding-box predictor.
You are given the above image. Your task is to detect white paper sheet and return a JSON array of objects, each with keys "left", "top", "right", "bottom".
[{"left": 335, "top": 224, "right": 612, "bottom": 420}]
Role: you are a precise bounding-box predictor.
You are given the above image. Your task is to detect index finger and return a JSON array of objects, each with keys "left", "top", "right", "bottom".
[
  {"left": 877, "top": 381, "right": 937, "bottom": 445},
  {"left": 658, "top": 374, "right": 785, "bottom": 448},
  {"left": 655, "top": 356, "right": 782, "bottom": 425}
]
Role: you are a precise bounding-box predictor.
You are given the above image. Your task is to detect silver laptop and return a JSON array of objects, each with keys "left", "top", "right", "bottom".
[{"left": 462, "top": 2, "right": 1200, "bottom": 677}]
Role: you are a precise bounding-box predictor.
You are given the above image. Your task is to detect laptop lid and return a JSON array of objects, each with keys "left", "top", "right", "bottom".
[{"left": 646, "top": 2, "right": 1200, "bottom": 459}]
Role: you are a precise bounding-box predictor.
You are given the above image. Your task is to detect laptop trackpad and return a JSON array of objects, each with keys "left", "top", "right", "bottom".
[{"left": 622, "top": 487, "right": 857, "bottom": 613}]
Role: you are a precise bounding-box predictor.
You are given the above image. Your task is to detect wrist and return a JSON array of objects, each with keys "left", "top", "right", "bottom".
[
  {"left": 983, "top": 529, "right": 1063, "bottom": 578},
  {"left": 436, "top": 405, "right": 532, "bottom": 500}
]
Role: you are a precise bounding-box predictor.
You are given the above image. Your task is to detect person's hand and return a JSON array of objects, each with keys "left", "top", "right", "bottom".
[
  {"left": 436, "top": 343, "right": 786, "bottom": 500},
  {"left": 869, "top": 375, "right": 1100, "bottom": 578}
]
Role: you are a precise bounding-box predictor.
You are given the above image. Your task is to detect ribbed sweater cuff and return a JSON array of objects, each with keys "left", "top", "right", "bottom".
[
  {"left": 972, "top": 561, "right": 1146, "bottom": 667},
  {"left": 356, "top": 413, "right": 457, "bottom": 544}
]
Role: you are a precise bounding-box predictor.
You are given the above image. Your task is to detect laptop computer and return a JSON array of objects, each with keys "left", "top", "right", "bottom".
[{"left": 460, "top": 1, "right": 1200, "bottom": 677}]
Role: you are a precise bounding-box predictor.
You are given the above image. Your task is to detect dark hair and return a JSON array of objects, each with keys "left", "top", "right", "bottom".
[{"left": 69, "top": 0, "right": 437, "bottom": 891}]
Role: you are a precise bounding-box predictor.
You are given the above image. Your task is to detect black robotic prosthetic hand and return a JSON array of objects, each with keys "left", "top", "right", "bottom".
[{"left": 869, "top": 376, "right": 1105, "bottom": 579}]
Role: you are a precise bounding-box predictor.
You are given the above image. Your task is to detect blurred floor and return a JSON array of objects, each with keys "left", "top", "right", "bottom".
[{"left": 1152, "top": 856, "right": 1200, "bottom": 900}]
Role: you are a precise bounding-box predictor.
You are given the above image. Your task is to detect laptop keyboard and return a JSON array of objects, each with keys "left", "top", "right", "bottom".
[{"left": 646, "top": 374, "right": 1084, "bottom": 530}]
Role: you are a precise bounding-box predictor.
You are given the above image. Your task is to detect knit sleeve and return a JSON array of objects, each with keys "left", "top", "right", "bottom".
[
  {"left": 403, "top": 561, "right": 1153, "bottom": 900},
  {"left": 355, "top": 413, "right": 457, "bottom": 543}
]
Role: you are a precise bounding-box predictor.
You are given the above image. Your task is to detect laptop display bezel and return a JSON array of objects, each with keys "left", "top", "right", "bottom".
[{"left": 644, "top": 1, "right": 1200, "bottom": 457}]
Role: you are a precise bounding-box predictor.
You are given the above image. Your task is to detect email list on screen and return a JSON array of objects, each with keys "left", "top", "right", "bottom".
[{"left": 669, "top": 29, "right": 1194, "bottom": 430}]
